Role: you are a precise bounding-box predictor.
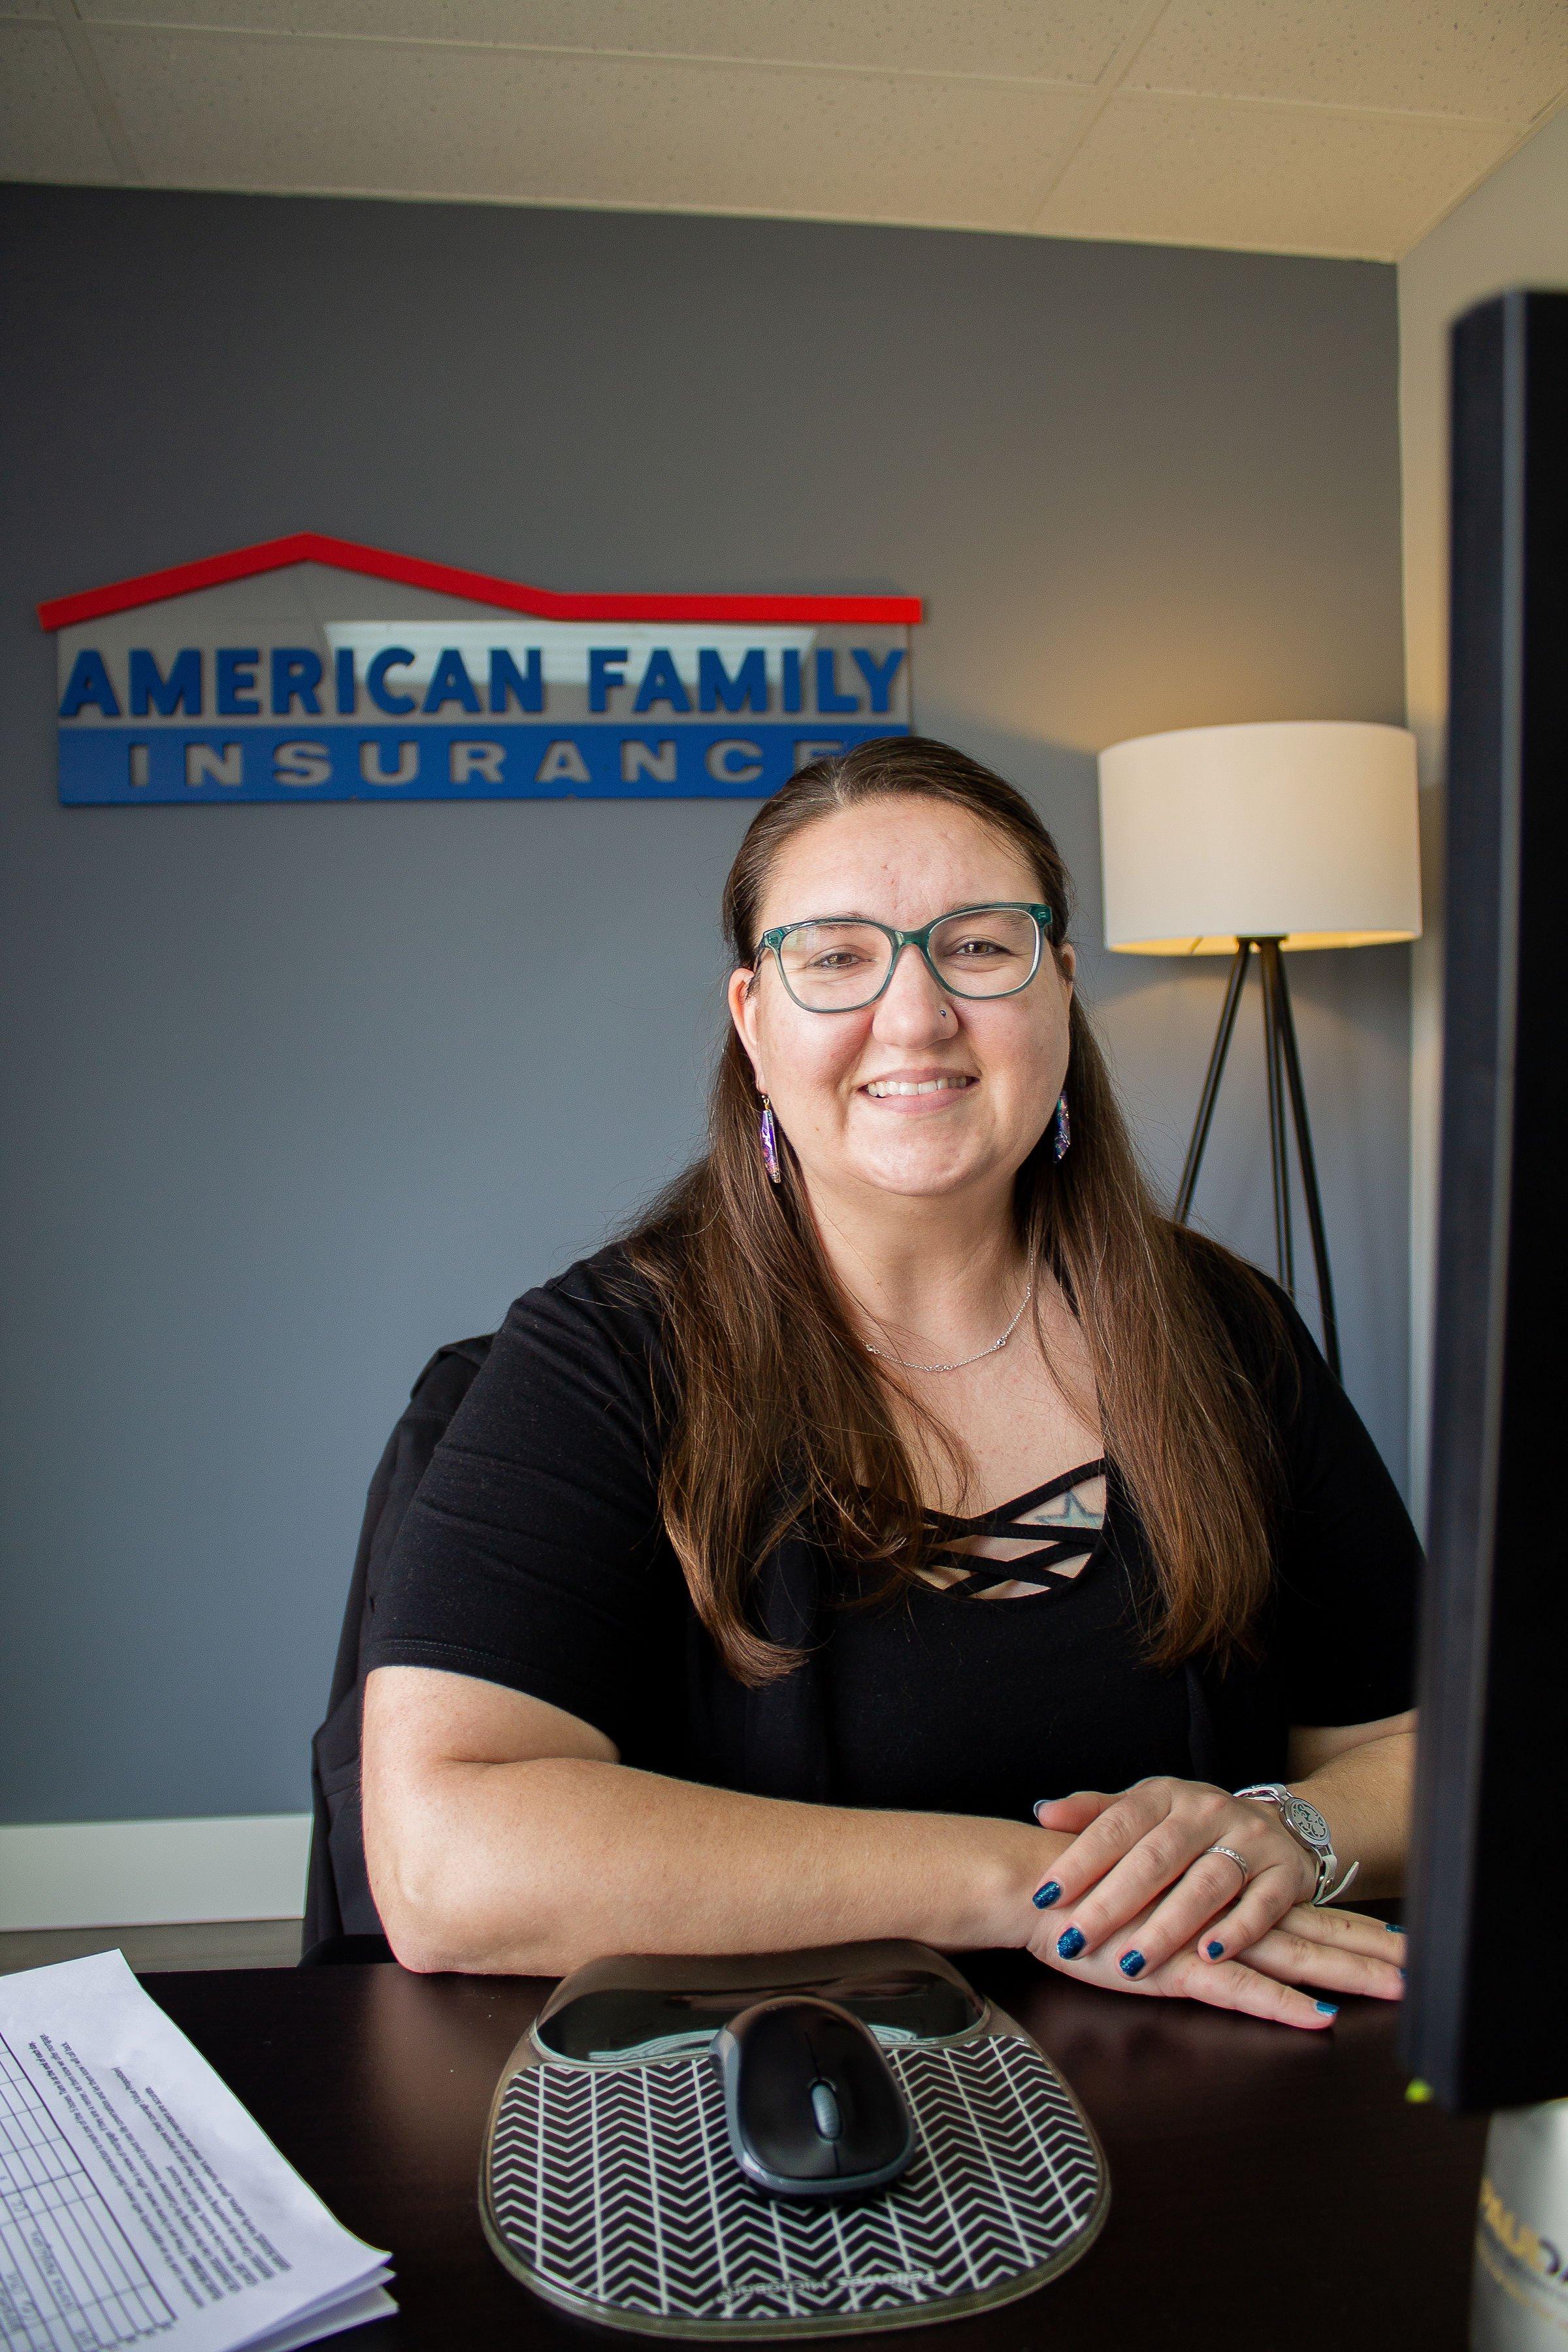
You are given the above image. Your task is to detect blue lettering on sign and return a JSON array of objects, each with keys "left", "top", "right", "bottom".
[
  {"left": 129, "top": 648, "right": 203, "bottom": 716},
  {"left": 55, "top": 623, "right": 911, "bottom": 804},
  {"left": 422, "top": 649, "right": 480, "bottom": 715},
  {"left": 815, "top": 648, "right": 860, "bottom": 714},
  {"left": 59, "top": 649, "right": 122, "bottom": 719},
  {"left": 489, "top": 649, "right": 543, "bottom": 714},
  {"left": 272, "top": 648, "right": 323, "bottom": 715},
  {"left": 57, "top": 723, "right": 908, "bottom": 804},
  {"left": 365, "top": 648, "right": 417, "bottom": 714},
  {"left": 589, "top": 648, "right": 628, "bottom": 712},
  {"left": 216, "top": 649, "right": 261, "bottom": 715},
  {"left": 852, "top": 646, "right": 906, "bottom": 713},
  {"left": 633, "top": 649, "right": 692, "bottom": 715},
  {"left": 698, "top": 648, "right": 767, "bottom": 713}
]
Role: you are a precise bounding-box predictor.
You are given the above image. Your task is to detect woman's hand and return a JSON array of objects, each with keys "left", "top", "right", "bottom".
[
  {"left": 1020, "top": 1887, "right": 1405, "bottom": 2027},
  {"left": 1236, "top": 1904, "right": 1405, "bottom": 2000},
  {"left": 1028, "top": 1778, "right": 1331, "bottom": 1978}
]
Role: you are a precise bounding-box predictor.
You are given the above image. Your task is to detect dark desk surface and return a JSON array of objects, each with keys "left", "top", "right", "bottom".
[{"left": 145, "top": 1957, "right": 1486, "bottom": 2349}]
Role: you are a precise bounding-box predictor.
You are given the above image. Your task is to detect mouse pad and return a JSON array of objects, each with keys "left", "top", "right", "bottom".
[{"left": 480, "top": 1942, "right": 1108, "bottom": 2337}]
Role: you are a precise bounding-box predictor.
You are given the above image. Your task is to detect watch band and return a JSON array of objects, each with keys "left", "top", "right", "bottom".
[{"left": 1233, "top": 1782, "right": 1360, "bottom": 1906}]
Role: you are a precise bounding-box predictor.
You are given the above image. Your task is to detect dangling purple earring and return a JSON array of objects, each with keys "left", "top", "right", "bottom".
[
  {"left": 759, "top": 1096, "right": 782, "bottom": 1185},
  {"left": 1052, "top": 1091, "right": 1071, "bottom": 1161}
]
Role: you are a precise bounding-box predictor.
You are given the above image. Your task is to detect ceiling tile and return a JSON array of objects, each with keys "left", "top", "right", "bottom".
[
  {"left": 1034, "top": 89, "right": 1517, "bottom": 256},
  {"left": 1128, "top": 0, "right": 1568, "bottom": 125},
  {"left": 78, "top": 1, "right": 1145, "bottom": 84},
  {"left": 0, "top": 23, "right": 120, "bottom": 178},
  {"left": 90, "top": 29, "right": 1091, "bottom": 225}
]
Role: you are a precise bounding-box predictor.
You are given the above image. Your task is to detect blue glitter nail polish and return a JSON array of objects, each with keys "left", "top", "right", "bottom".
[
  {"left": 1119, "top": 1950, "right": 1145, "bottom": 1978},
  {"left": 1384, "top": 1921, "right": 1403, "bottom": 1933},
  {"left": 1315, "top": 2001, "right": 1339, "bottom": 2016},
  {"left": 1205, "top": 1940, "right": 1224, "bottom": 1959},
  {"left": 1056, "top": 1926, "right": 1086, "bottom": 1961},
  {"left": 1032, "top": 1881, "right": 1062, "bottom": 1909},
  {"left": 1398, "top": 1968, "right": 1406, "bottom": 1980}
]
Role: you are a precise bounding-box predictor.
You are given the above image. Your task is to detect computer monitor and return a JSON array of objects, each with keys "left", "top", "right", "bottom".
[{"left": 1401, "top": 288, "right": 1568, "bottom": 2112}]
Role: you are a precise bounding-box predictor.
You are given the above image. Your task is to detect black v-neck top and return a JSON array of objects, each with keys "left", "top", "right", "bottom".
[
  {"left": 919, "top": 1460, "right": 1108, "bottom": 1594},
  {"left": 823, "top": 1462, "right": 1192, "bottom": 1823},
  {"left": 365, "top": 1240, "right": 1422, "bottom": 1820},
  {"left": 819, "top": 1457, "right": 1178, "bottom": 1821}
]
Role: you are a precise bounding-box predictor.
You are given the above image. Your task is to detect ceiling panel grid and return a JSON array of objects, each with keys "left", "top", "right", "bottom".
[{"left": 3, "top": 1, "right": 1566, "bottom": 259}]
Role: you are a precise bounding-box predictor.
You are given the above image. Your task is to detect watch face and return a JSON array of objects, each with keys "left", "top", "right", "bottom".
[{"left": 1284, "top": 1799, "right": 1330, "bottom": 1848}]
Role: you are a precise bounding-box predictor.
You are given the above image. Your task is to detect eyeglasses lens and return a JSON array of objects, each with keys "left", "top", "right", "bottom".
[
  {"left": 929, "top": 909, "right": 1040, "bottom": 995},
  {"left": 778, "top": 922, "right": 893, "bottom": 1009},
  {"left": 778, "top": 909, "right": 1039, "bottom": 1009}
]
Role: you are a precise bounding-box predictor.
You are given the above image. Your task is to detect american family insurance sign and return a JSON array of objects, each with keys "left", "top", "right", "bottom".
[{"left": 41, "top": 534, "right": 921, "bottom": 804}]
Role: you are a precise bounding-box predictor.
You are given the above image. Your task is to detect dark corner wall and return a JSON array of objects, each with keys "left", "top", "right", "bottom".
[{"left": 0, "top": 185, "right": 1408, "bottom": 1825}]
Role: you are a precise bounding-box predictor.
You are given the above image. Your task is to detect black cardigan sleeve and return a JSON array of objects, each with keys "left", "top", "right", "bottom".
[
  {"left": 362, "top": 1247, "right": 686, "bottom": 1759},
  {"left": 1230, "top": 1264, "right": 1424, "bottom": 1729}
]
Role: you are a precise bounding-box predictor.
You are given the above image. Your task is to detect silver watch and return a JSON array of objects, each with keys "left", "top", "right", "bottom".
[{"left": 1233, "top": 1782, "right": 1360, "bottom": 1906}]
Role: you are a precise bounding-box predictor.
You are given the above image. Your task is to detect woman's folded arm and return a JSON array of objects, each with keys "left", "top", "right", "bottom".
[
  {"left": 361, "top": 1663, "right": 1055, "bottom": 1976},
  {"left": 363, "top": 1665, "right": 1407, "bottom": 2027}
]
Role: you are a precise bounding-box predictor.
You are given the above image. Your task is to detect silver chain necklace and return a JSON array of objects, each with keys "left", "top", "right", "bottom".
[{"left": 863, "top": 1281, "right": 1034, "bottom": 1375}]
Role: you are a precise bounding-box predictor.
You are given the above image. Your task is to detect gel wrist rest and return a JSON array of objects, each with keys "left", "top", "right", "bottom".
[{"left": 480, "top": 1938, "right": 1109, "bottom": 2337}]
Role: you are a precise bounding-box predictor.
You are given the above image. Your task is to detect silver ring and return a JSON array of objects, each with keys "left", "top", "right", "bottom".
[{"left": 1203, "top": 1844, "right": 1251, "bottom": 1884}]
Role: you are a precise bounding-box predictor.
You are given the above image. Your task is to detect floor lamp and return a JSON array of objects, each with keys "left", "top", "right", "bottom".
[{"left": 1097, "top": 721, "right": 1422, "bottom": 1381}]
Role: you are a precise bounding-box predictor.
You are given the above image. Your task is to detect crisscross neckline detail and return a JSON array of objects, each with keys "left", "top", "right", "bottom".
[{"left": 917, "top": 1458, "right": 1109, "bottom": 1599}]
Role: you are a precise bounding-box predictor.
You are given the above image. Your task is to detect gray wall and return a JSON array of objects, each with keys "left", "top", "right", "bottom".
[{"left": 0, "top": 185, "right": 1409, "bottom": 1825}]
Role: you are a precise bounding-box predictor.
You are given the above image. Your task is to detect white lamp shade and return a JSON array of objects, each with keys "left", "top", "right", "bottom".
[{"left": 1098, "top": 720, "right": 1422, "bottom": 954}]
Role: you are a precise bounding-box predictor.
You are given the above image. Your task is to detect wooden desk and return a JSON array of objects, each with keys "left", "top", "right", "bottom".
[{"left": 146, "top": 1956, "right": 1488, "bottom": 2348}]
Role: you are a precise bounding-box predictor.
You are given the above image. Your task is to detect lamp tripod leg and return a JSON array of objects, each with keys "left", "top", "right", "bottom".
[
  {"left": 1264, "top": 943, "right": 1342, "bottom": 1382},
  {"left": 1259, "top": 943, "right": 1295, "bottom": 1295},
  {"left": 1175, "top": 941, "right": 1250, "bottom": 1222}
]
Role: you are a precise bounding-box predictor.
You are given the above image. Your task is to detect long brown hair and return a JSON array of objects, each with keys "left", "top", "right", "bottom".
[{"left": 622, "top": 737, "right": 1286, "bottom": 1684}]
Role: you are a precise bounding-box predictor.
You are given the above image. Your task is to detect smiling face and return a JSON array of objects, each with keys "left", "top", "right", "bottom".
[{"left": 728, "top": 795, "right": 1075, "bottom": 1215}]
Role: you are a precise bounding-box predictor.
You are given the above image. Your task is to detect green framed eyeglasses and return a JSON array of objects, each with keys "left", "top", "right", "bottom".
[{"left": 755, "top": 902, "right": 1054, "bottom": 1013}]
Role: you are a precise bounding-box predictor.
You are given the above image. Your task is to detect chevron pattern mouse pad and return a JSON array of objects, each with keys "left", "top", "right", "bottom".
[{"left": 484, "top": 2033, "right": 1107, "bottom": 2336}]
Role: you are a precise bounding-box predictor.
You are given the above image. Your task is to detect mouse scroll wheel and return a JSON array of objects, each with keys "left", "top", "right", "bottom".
[{"left": 808, "top": 2080, "right": 843, "bottom": 2141}]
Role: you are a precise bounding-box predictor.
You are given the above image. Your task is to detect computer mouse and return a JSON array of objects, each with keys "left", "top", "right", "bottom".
[{"left": 713, "top": 1994, "right": 915, "bottom": 2198}]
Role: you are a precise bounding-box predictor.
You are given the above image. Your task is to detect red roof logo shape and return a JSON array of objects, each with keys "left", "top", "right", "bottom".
[{"left": 38, "top": 533, "right": 923, "bottom": 634}]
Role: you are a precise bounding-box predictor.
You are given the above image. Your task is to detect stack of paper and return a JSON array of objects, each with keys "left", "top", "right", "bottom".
[{"left": 0, "top": 1950, "right": 395, "bottom": 2352}]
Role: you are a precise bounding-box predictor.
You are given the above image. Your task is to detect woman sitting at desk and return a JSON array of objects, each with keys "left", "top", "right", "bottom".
[{"left": 361, "top": 737, "right": 1416, "bottom": 2029}]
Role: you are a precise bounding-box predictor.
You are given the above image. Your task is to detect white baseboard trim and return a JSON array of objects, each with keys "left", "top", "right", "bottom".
[{"left": 0, "top": 1815, "right": 312, "bottom": 1931}]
